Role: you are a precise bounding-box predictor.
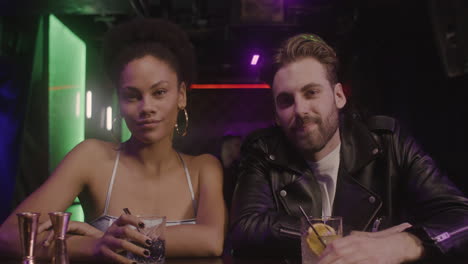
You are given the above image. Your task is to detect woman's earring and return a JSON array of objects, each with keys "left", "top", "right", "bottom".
[{"left": 175, "top": 108, "right": 188, "bottom": 137}]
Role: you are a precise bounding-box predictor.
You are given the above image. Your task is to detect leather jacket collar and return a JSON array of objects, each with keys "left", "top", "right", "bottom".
[{"left": 261, "top": 115, "right": 381, "bottom": 177}]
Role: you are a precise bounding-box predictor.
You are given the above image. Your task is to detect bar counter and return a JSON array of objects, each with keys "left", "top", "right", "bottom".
[
  {"left": 1, "top": 254, "right": 466, "bottom": 263},
  {"left": 0, "top": 256, "right": 298, "bottom": 264}
]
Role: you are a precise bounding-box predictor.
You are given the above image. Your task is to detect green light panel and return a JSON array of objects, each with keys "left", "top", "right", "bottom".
[
  {"left": 66, "top": 197, "right": 85, "bottom": 221},
  {"left": 48, "top": 14, "right": 86, "bottom": 221},
  {"left": 121, "top": 119, "right": 132, "bottom": 142}
]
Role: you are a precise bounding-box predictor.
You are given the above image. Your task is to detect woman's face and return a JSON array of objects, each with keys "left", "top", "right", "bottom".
[{"left": 118, "top": 55, "right": 186, "bottom": 144}]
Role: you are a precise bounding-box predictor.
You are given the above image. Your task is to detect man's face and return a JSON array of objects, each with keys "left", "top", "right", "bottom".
[{"left": 272, "top": 57, "right": 346, "bottom": 159}]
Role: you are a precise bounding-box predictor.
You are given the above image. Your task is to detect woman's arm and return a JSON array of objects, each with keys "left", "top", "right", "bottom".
[
  {"left": 35, "top": 215, "right": 153, "bottom": 263},
  {"left": 0, "top": 140, "right": 167, "bottom": 264},
  {"left": 165, "top": 154, "right": 227, "bottom": 257},
  {"left": 0, "top": 140, "right": 96, "bottom": 258}
]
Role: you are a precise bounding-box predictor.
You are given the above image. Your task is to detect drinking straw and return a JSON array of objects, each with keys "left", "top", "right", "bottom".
[
  {"left": 298, "top": 206, "right": 327, "bottom": 248},
  {"left": 123, "top": 208, "right": 141, "bottom": 233}
]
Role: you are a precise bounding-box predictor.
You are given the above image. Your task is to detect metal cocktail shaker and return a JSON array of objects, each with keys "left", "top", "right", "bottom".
[
  {"left": 16, "top": 212, "right": 41, "bottom": 264},
  {"left": 49, "top": 212, "right": 71, "bottom": 264}
]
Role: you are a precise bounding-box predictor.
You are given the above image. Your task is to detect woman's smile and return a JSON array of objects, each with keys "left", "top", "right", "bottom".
[{"left": 137, "top": 118, "right": 162, "bottom": 129}]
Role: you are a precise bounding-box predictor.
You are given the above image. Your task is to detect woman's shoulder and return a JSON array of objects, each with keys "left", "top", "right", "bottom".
[
  {"left": 183, "top": 153, "right": 221, "bottom": 165},
  {"left": 68, "top": 139, "right": 120, "bottom": 161},
  {"left": 49, "top": 139, "right": 120, "bottom": 184},
  {"left": 179, "top": 153, "right": 222, "bottom": 172}
]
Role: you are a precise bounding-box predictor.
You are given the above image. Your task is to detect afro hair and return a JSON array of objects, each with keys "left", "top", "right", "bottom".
[{"left": 102, "top": 18, "right": 196, "bottom": 87}]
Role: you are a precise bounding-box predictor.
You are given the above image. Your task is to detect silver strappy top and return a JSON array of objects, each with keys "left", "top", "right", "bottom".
[{"left": 88, "top": 151, "right": 197, "bottom": 232}]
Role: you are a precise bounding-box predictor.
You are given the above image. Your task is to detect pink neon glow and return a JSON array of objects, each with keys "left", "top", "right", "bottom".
[{"left": 251, "top": 54, "right": 260, "bottom": 65}]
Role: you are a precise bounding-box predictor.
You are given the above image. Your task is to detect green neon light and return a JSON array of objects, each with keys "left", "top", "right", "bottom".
[
  {"left": 48, "top": 14, "right": 86, "bottom": 222},
  {"left": 121, "top": 119, "right": 132, "bottom": 142},
  {"left": 65, "top": 197, "right": 85, "bottom": 222}
]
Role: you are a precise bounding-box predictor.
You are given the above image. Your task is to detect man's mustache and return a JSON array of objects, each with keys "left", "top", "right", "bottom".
[{"left": 291, "top": 114, "right": 321, "bottom": 129}]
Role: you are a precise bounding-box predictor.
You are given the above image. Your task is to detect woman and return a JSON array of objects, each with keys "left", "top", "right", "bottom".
[{"left": 0, "top": 18, "right": 226, "bottom": 263}]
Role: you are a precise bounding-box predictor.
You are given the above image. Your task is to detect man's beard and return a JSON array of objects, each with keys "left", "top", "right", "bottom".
[{"left": 286, "top": 109, "right": 340, "bottom": 155}]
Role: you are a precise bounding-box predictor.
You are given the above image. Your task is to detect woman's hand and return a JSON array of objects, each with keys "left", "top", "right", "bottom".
[
  {"left": 317, "top": 223, "right": 423, "bottom": 264},
  {"left": 90, "top": 214, "right": 154, "bottom": 264},
  {"left": 38, "top": 220, "right": 103, "bottom": 247}
]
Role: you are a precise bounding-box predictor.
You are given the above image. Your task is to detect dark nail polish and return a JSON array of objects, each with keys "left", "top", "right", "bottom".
[
  {"left": 144, "top": 250, "right": 150, "bottom": 256},
  {"left": 132, "top": 262, "right": 137, "bottom": 264},
  {"left": 138, "top": 222, "right": 145, "bottom": 229},
  {"left": 146, "top": 239, "right": 152, "bottom": 246}
]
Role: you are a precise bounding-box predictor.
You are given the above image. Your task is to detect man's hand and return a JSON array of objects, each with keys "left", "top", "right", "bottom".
[{"left": 318, "top": 223, "right": 424, "bottom": 264}]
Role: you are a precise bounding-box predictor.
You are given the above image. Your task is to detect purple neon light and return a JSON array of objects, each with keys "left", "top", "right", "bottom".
[{"left": 251, "top": 54, "right": 260, "bottom": 65}]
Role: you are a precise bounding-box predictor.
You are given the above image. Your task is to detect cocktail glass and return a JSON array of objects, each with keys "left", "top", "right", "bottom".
[
  {"left": 301, "top": 216, "right": 342, "bottom": 264},
  {"left": 127, "top": 216, "right": 166, "bottom": 264}
]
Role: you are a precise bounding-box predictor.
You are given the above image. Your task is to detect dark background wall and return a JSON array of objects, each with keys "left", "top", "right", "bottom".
[
  {"left": 1, "top": 0, "right": 467, "bottom": 222},
  {"left": 174, "top": 89, "right": 275, "bottom": 156},
  {"left": 348, "top": 1, "right": 468, "bottom": 195}
]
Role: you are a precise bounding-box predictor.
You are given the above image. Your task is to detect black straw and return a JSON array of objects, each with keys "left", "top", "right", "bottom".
[
  {"left": 298, "top": 206, "right": 327, "bottom": 248},
  {"left": 123, "top": 208, "right": 141, "bottom": 233}
]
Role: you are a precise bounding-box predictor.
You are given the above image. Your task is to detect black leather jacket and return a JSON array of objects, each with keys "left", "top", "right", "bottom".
[{"left": 230, "top": 114, "right": 468, "bottom": 261}]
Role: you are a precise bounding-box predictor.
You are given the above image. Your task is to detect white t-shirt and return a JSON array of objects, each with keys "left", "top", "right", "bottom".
[{"left": 307, "top": 144, "right": 341, "bottom": 217}]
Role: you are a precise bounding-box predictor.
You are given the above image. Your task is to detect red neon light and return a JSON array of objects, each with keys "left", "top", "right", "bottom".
[{"left": 190, "top": 84, "right": 270, "bottom": 89}]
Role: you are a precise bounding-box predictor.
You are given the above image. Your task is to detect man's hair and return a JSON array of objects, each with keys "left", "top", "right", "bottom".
[
  {"left": 273, "top": 33, "right": 339, "bottom": 85},
  {"left": 102, "top": 18, "right": 196, "bottom": 87}
]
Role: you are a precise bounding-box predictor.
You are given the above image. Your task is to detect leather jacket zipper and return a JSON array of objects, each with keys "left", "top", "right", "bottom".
[
  {"left": 432, "top": 225, "right": 468, "bottom": 243},
  {"left": 371, "top": 217, "right": 383, "bottom": 232},
  {"left": 279, "top": 227, "right": 301, "bottom": 237}
]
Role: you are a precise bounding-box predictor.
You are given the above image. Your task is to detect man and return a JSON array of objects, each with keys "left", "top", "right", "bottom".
[{"left": 229, "top": 34, "right": 468, "bottom": 263}]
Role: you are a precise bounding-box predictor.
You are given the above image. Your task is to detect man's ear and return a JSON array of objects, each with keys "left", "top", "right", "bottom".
[
  {"left": 333, "top": 83, "right": 347, "bottom": 109},
  {"left": 178, "top": 82, "right": 187, "bottom": 109}
]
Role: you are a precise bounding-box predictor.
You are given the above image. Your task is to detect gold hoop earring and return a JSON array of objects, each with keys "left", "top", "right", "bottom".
[{"left": 175, "top": 108, "right": 188, "bottom": 136}]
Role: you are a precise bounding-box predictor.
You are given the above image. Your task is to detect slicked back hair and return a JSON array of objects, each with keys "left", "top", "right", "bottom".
[{"left": 273, "top": 33, "right": 339, "bottom": 86}]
